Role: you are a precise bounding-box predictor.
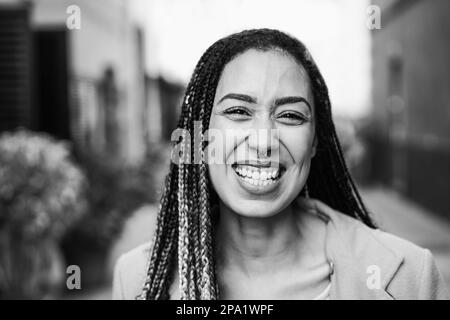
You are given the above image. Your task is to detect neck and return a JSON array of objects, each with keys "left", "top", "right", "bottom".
[{"left": 216, "top": 201, "right": 307, "bottom": 273}]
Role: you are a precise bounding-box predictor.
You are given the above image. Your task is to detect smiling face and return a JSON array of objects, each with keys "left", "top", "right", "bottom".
[{"left": 208, "top": 48, "right": 316, "bottom": 218}]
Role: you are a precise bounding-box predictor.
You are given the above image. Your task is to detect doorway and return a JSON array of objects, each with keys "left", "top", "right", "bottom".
[{"left": 33, "top": 29, "right": 70, "bottom": 141}]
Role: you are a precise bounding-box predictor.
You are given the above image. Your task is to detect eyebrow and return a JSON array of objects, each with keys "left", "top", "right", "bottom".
[
  {"left": 218, "top": 92, "right": 312, "bottom": 112},
  {"left": 274, "top": 96, "right": 312, "bottom": 112},
  {"left": 218, "top": 93, "right": 257, "bottom": 104}
]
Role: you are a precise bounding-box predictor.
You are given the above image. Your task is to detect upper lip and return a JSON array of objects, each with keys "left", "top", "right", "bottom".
[{"left": 232, "top": 160, "right": 284, "bottom": 169}]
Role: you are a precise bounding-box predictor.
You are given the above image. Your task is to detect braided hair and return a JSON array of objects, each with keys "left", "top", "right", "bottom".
[{"left": 138, "top": 28, "right": 375, "bottom": 300}]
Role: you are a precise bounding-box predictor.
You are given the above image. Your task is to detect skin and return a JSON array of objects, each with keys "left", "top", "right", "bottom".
[{"left": 208, "top": 49, "right": 329, "bottom": 299}]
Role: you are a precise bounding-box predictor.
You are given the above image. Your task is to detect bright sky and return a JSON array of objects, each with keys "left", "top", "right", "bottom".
[{"left": 130, "top": 0, "right": 372, "bottom": 118}]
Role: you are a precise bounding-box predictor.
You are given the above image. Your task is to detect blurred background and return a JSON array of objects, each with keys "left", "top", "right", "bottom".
[{"left": 0, "top": 0, "right": 448, "bottom": 299}]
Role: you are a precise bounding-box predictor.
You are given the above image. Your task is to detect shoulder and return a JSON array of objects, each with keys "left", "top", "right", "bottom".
[
  {"left": 368, "top": 226, "right": 449, "bottom": 298},
  {"left": 337, "top": 208, "right": 426, "bottom": 259},
  {"left": 328, "top": 202, "right": 432, "bottom": 271},
  {"left": 112, "top": 242, "right": 152, "bottom": 300},
  {"left": 301, "top": 197, "right": 427, "bottom": 260},
  {"left": 370, "top": 227, "right": 448, "bottom": 299},
  {"left": 303, "top": 197, "right": 449, "bottom": 299}
]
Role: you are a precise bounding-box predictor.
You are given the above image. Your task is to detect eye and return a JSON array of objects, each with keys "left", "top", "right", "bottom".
[
  {"left": 222, "top": 107, "right": 252, "bottom": 121},
  {"left": 275, "top": 111, "right": 309, "bottom": 125}
]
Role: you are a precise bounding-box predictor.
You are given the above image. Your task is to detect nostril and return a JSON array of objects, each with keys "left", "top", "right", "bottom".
[{"left": 257, "top": 148, "right": 271, "bottom": 158}]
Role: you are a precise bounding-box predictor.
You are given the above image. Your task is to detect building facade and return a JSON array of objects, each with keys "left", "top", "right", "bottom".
[
  {"left": 369, "top": 0, "right": 450, "bottom": 217},
  {"left": 0, "top": 0, "right": 147, "bottom": 165}
]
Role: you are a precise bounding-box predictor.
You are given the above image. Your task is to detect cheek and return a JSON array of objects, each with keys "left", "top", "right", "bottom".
[
  {"left": 279, "top": 126, "right": 315, "bottom": 163},
  {"left": 208, "top": 114, "right": 248, "bottom": 164},
  {"left": 208, "top": 164, "right": 228, "bottom": 177},
  {"left": 208, "top": 164, "right": 222, "bottom": 192}
]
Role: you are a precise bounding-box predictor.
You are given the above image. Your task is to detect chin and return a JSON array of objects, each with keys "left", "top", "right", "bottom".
[{"left": 226, "top": 198, "right": 288, "bottom": 219}]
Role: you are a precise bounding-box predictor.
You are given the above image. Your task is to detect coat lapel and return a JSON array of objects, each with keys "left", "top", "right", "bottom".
[{"left": 321, "top": 208, "right": 404, "bottom": 300}]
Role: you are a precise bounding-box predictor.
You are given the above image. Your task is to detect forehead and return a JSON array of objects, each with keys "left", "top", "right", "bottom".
[{"left": 215, "top": 49, "right": 312, "bottom": 100}]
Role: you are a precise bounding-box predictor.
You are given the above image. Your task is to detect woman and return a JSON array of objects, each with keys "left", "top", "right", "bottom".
[{"left": 113, "top": 29, "right": 448, "bottom": 300}]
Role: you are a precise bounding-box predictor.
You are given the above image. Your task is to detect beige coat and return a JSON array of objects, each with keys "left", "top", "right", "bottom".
[{"left": 112, "top": 199, "right": 449, "bottom": 300}]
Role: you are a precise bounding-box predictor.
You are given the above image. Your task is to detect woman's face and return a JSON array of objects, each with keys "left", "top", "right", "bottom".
[{"left": 208, "top": 49, "right": 316, "bottom": 218}]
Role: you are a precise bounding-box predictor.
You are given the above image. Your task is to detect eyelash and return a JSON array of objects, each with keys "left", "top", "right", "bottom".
[
  {"left": 223, "top": 107, "right": 251, "bottom": 118},
  {"left": 222, "top": 107, "right": 309, "bottom": 125},
  {"left": 277, "top": 111, "right": 307, "bottom": 122}
]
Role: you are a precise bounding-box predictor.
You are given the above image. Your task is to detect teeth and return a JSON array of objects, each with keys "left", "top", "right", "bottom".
[
  {"left": 260, "top": 171, "right": 267, "bottom": 180},
  {"left": 234, "top": 164, "right": 281, "bottom": 186}
]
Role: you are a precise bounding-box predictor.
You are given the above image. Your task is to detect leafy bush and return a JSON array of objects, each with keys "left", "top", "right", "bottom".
[
  {"left": 61, "top": 144, "right": 165, "bottom": 257},
  {"left": 0, "top": 130, "right": 87, "bottom": 241},
  {"left": 0, "top": 130, "right": 87, "bottom": 299}
]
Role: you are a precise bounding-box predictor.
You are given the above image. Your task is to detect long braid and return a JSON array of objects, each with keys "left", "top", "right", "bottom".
[
  {"left": 196, "top": 47, "right": 224, "bottom": 300},
  {"left": 139, "top": 164, "right": 178, "bottom": 299},
  {"left": 177, "top": 82, "right": 196, "bottom": 298},
  {"left": 177, "top": 47, "right": 217, "bottom": 299},
  {"left": 141, "top": 28, "right": 376, "bottom": 300},
  {"left": 177, "top": 163, "right": 190, "bottom": 299},
  {"left": 153, "top": 174, "right": 179, "bottom": 299},
  {"left": 188, "top": 165, "right": 201, "bottom": 298}
]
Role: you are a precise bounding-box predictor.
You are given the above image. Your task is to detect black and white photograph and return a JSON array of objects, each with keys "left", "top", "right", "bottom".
[{"left": 0, "top": 0, "right": 449, "bottom": 303}]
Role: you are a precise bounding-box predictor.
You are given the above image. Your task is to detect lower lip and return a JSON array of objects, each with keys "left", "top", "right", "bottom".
[{"left": 232, "top": 168, "right": 282, "bottom": 195}]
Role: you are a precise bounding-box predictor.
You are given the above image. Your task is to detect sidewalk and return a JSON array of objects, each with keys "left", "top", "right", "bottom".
[{"left": 82, "top": 187, "right": 450, "bottom": 299}]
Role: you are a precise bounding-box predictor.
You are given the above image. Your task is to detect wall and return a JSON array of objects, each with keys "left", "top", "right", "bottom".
[{"left": 370, "top": 0, "right": 450, "bottom": 217}]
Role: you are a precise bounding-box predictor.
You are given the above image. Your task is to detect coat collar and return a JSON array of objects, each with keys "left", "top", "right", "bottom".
[{"left": 317, "top": 205, "right": 404, "bottom": 300}]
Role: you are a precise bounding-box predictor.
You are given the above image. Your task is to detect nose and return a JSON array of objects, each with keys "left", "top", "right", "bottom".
[{"left": 247, "top": 116, "right": 279, "bottom": 158}]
